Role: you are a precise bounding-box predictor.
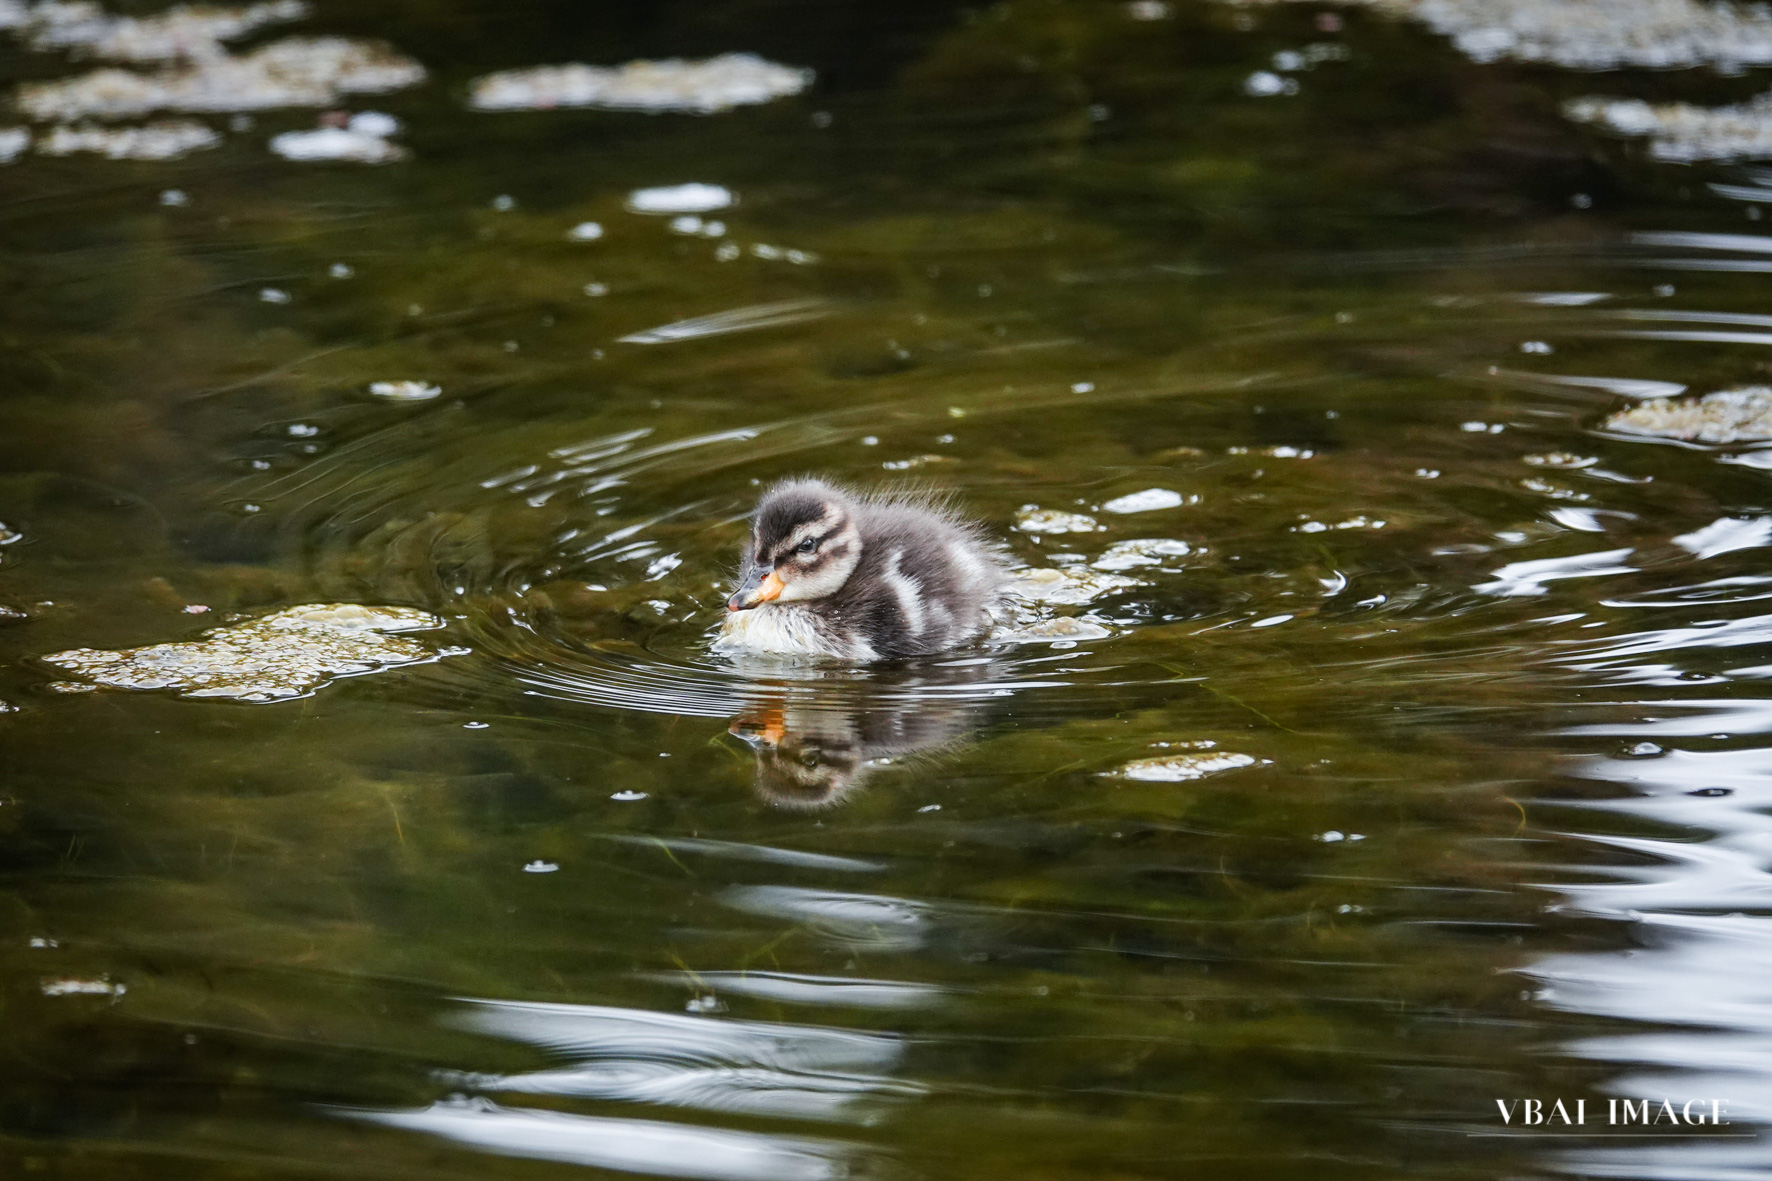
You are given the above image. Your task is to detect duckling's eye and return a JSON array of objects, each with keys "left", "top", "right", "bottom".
[{"left": 796, "top": 537, "right": 819, "bottom": 554}]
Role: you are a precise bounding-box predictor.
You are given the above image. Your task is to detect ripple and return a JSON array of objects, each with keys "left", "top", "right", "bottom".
[
  {"left": 352, "top": 1098, "right": 857, "bottom": 1181},
  {"left": 446, "top": 999, "right": 919, "bottom": 1123}
]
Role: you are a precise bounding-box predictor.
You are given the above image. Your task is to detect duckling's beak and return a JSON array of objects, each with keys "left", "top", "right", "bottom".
[{"left": 727, "top": 567, "right": 785, "bottom": 611}]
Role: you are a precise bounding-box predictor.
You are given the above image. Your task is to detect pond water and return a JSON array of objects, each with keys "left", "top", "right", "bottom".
[{"left": 8, "top": 0, "right": 1772, "bottom": 1177}]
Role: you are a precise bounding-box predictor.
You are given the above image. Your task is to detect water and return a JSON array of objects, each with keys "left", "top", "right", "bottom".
[{"left": 7, "top": 0, "right": 1772, "bottom": 1177}]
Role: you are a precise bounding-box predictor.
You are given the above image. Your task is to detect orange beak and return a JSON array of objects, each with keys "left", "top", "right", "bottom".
[
  {"left": 728, "top": 569, "right": 786, "bottom": 611},
  {"left": 730, "top": 707, "right": 786, "bottom": 747}
]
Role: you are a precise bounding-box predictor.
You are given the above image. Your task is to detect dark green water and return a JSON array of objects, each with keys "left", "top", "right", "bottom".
[{"left": 7, "top": 1, "right": 1772, "bottom": 1177}]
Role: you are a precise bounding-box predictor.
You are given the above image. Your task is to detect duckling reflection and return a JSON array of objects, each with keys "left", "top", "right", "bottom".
[{"left": 729, "top": 694, "right": 974, "bottom": 810}]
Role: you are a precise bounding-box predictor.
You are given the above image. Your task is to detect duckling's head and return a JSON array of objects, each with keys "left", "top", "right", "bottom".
[
  {"left": 727, "top": 480, "right": 863, "bottom": 611},
  {"left": 730, "top": 710, "right": 866, "bottom": 810}
]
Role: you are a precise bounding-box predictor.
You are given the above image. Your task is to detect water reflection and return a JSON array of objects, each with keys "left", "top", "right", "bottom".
[
  {"left": 725, "top": 666, "right": 987, "bottom": 809},
  {"left": 356, "top": 1099, "right": 856, "bottom": 1181}
]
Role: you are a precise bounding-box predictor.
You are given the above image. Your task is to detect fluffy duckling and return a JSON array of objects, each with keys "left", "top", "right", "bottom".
[{"left": 717, "top": 479, "right": 1006, "bottom": 662}]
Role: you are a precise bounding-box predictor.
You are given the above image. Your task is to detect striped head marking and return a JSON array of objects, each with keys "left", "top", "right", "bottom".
[{"left": 728, "top": 480, "right": 863, "bottom": 611}]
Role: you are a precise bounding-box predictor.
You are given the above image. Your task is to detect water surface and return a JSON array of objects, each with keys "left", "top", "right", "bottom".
[{"left": 6, "top": 1, "right": 1772, "bottom": 1178}]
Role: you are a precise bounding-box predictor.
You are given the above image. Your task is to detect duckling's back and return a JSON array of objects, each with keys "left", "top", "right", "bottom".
[{"left": 832, "top": 496, "right": 1007, "bottom": 659}]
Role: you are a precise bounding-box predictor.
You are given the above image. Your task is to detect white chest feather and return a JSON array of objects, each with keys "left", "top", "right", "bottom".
[{"left": 714, "top": 605, "right": 846, "bottom": 660}]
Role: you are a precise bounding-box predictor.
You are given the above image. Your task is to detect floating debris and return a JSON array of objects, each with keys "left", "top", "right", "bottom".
[
  {"left": 40, "top": 603, "right": 454, "bottom": 702},
  {"left": 1567, "top": 93, "right": 1772, "bottom": 163},
  {"left": 1102, "top": 488, "right": 1185, "bottom": 514},
  {"left": 270, "top": 109, "right": 403, "bottom": 162},
  {"left": 1109, "top": 752, "right": 1261, "bottom": 782},
  {"left": 880, "top": 454, "right": 952, "bottom": 471},
  {"left": 1226, "top": 444, "right": 1314, "bottom": 458},
  {"left": 1603, "top": 386, "right": 1772, "bottom": 444},
  {"left": 1292, "top": 515, "right": 1387, "bottom": 533},
  {"left": 1523, "top": 452, "right": 1599, "bottom": 468},
  {"left": 1092, "top": 538, "right": 1198, "bottom": 571},
  {"left": 11, "top": 0, "right": 309, "bottom": 62},
  {"left": 35, "top": 118, "right": 217, "bottom": 158},
  {"left": 993, "top": 616, "right": 1113, "bottom": 643},
  {"left": 468, "top": 53, "right": 812, "bottom": 114},
  {"left": 17, "top": 36, "right": 425, "bottom": 121},
  {"left": 367, "top": 379, "right": 440, "bottom": 400},
  {"left": 1249, "top": 0, "right": 1772, "bottom": 71},
  {"left": 565, "top": 220, "right": 603, "bottom": 241},
  {"left": 1014, "top": 508, "right": 1101, "bottom": 534},
  {"left": 1004, "top": 566, "right": 1140, "bottom": 606},
  {"left": 0, "top": 126, "right": 28, "bottom": 161},
  {"left": 41, "top": 976, "right": 126, "bottom": 997},
  {"left": 626, "top": 182, "right": 734, "bottom": 213}
]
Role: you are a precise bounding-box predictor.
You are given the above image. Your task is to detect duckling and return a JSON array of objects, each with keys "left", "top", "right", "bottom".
[{"left": 716, "top": 478, "right": 1007, "bottom": 662}]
